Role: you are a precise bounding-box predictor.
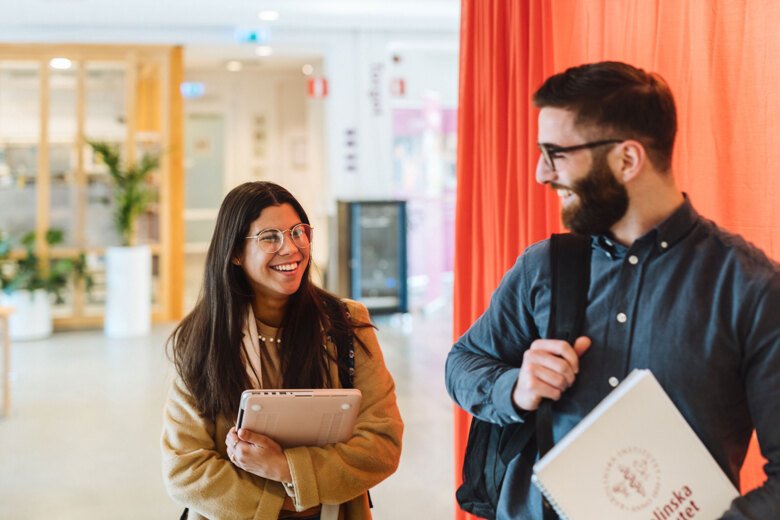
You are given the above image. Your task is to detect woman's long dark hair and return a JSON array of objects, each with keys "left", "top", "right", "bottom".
[{"left": 168, "top": 182, "right": 369, "bottom": 421}]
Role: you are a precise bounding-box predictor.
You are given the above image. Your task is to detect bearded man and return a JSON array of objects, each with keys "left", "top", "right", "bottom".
[{"left": 445, "top": 61, "right": 780, "bottom": 519}]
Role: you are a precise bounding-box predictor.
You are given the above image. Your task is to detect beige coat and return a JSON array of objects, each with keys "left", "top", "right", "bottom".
[{"left": 161, "top": 300, "right": 403, "bottom": 520}]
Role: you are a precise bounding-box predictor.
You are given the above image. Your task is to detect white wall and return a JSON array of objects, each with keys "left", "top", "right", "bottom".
[
  {"left": 318, "top": 30, "right": 459, "bottom": 205},
  {"left": 182, "top": 66, "right": 330, "bottom": 300},
  {"left": 181, "top": 30, "right": 458, "bottom": 238},
  {"left": 182, "top": 26, "right": 459, "bottom": 269}
]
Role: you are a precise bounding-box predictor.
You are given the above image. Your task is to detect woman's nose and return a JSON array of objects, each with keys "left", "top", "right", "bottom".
[{"left": 277, "top": 231, "right": 299, "bottom": 255}]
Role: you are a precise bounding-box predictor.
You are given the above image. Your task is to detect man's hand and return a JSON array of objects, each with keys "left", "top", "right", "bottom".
[
  {"left": 512, "top": 336, "right": 592, "bottom": 412},
  {"left": 226, "top": 427, "right": 293, "bottom": 483}
]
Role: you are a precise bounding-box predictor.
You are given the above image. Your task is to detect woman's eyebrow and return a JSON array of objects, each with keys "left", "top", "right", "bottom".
[{"left": 252, "top": 223, "right": 303, "bottom": 235}]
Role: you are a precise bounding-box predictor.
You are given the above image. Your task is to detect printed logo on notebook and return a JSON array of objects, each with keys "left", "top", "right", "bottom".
[{"left": 603, "top": 446, "right": 661, "bottom": 511}]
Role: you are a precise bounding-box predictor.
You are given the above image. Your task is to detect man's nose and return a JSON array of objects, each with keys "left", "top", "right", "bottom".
[{"left": 535, "top": 155, "right": 555, "bottom": 185}]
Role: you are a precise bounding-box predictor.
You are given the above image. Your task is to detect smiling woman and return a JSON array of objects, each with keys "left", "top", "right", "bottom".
[
  {"left": 235, "top": 205, "right": 313, "bottom": 307},
  {"left": 162, "top": 181, "right": 403, "bottom": 520}
]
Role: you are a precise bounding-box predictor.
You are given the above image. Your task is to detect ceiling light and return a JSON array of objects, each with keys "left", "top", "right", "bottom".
[
  {"left": 255, "top": 46, "right": 273, "bottom": 57},
  {"left": 49, "top": 58, "right": 72, "bottom": 70},
  {"left": 258, "top": 10, "right": 280, "bottom": 21},
  {"left": 301, "top": 64, "right": 313, "bottom": 76},
  {"left": 226, "top": 61, "right": 243, "bottom": 72}
]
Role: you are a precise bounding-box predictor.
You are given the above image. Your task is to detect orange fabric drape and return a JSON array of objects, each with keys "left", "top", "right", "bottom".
[
  {"left": 453, "top": 1, "right": 779, "bottom": 518},
  {"left": 453, "top": 4, "right": 560, "bottom": 519}
]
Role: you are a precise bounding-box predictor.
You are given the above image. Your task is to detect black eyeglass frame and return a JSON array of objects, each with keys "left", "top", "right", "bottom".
[
  {"left": 537, "top": 139, "right": 623, "bottom": 172},
  {"left": 244, "top": 223, "right": 314, "bottom": 254}
]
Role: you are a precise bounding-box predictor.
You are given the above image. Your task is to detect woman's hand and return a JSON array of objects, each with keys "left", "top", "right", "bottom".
[{"left": 226, "top": 426, "right": 293, "bottom": 483}]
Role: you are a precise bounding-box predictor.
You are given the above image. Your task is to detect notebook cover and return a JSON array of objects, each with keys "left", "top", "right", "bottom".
[{"left": 532, "top": 369, "right": 738, "bottom": 520}]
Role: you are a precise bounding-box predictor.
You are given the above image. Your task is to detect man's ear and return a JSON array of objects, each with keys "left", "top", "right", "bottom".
[{"left": 612, "top": 140, "right": 645, "bottom": 183}]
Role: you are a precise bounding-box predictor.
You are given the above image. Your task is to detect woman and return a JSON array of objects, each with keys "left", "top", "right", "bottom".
[{"left": 162, "top": 182, "right": 403, "bottom": 520}]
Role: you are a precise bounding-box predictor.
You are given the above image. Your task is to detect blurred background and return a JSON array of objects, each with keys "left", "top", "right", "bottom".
[{"left": 0, "top": 1, "right": 461, "bottom": 518}]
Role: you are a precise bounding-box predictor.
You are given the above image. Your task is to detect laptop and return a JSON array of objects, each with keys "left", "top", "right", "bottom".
[{"left": 236, "top": 388, "right": 362, "bottom": 448}]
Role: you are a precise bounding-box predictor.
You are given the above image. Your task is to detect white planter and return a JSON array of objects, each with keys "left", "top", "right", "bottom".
[
  {"left": 1, "top": 289, "right": 53, "bottom": 341},
  {"left": 104, "top": 245, "right": 152, "bottom": 338}
]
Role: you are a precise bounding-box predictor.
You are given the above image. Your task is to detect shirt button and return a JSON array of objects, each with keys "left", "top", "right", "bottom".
[
  {"left": 628, "top": 255, "right": 639, "bottom": 265},
  {"left": 608, "top": 377, "right": 619, "bottom": 388},
  {"left": 660, "top": 241, "right": 669, "bottom": 249},
  {"left": 616, "top": 312, "right": 627, "bottom": 323}
]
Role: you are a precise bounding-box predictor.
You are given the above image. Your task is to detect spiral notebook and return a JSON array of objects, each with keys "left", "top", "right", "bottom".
[{"left": 531, "top": 369, "right": 739, "bottom": 520}]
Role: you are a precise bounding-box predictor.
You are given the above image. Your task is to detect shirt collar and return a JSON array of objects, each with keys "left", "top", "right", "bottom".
[
  {"left": 592, "top": 194, "right": 698, "bottom": 257},
  {"left": 592, "top": 234, "right": 621, "bottom": 259},
  {"left": 650, "top": 194, "right": 698, "bottom": 252}
]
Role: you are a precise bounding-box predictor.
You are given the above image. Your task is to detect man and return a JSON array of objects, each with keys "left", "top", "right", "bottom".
[{"left": 445, "top": 61, "right": 780, "bottom": 519}]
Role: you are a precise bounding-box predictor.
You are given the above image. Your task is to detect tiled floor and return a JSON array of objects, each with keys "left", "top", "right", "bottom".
[{"left": 0, "top": 309, "right": 456, "bottom": 520}]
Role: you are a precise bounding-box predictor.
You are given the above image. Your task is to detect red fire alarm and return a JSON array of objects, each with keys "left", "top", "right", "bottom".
[
  {"left": 308, "top": 76, "right": 328, "bottom": 98},
  {"left": 390, "top": 77, "right": 405, "bottom": 97}
]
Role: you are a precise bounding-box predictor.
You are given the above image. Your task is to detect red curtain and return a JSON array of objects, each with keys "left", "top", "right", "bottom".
[{"left": 453, "top": 1, "right": 779, "bottom": 518}]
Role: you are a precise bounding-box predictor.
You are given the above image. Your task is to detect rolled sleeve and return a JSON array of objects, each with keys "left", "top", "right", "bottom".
[{"left": 445, "top": 249, "right": 542, "bottom": 425}]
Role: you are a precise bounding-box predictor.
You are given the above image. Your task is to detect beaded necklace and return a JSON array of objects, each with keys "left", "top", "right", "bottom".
[{"left": 255, "top": 317, "right": 281, "bottom": 344}]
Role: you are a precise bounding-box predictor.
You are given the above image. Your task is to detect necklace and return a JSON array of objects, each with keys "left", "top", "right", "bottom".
[{"left": 254, "top": 315, "right": 281, "bottom": 344}]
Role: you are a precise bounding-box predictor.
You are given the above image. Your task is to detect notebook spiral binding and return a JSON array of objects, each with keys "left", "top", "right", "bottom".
[{"left": 531, "top": 474, "right": 571, "bottom": 520}]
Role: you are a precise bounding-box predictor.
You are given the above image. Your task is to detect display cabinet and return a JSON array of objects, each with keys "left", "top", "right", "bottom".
[
  {"left": 0, "top": 44, "right": 184, "bottom": 328},
  {"left": 336, "top": 200, "right": 408, "bottom": 314}
]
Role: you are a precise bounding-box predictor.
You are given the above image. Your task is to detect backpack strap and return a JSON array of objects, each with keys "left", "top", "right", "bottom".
[
  {"left": 548, "top": 233, "right": 591, "bottom": 346},
  {"left": 325, "top": 298, "right": 373, "bottom": 509},
  {"left": 456, "top": 233, "right": 592, "bottom": 519},
  {"left": 537, "top": 233, "right": 592, "bottom": 519},
  {"left": 323, "top": 298, "right": 356, "bottom": 389}
]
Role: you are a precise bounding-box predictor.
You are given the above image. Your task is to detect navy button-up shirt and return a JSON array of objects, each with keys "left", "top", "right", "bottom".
[{"left": 446, "top": 198, "right": 780, "bottom": 519}]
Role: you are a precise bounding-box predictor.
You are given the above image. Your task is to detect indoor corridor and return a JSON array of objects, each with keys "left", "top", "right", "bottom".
[{"left": 0, "top": 308, "right": 456, "bottom": 519}]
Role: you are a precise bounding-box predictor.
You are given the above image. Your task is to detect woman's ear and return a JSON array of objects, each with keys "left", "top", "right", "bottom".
[
  {"left": 613, "top": 140, "right": 645, "bottom": 183},
  {"left": 231, "top": 256, "right": 241, "bottom": 266}
]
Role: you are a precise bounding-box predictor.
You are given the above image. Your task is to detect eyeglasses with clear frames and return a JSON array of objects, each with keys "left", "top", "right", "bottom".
[
  {"left": 245, "top": 223, "right": 313, "bottom": 254},
  {"left": 537, "top": 139, "right": 623, "bottom": 172}
]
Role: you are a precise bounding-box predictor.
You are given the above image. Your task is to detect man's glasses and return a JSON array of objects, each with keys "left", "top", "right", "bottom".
[
  {"left": 537, "top": 140, "right": 623, "bottom": 172},
  {"left": 245, "top": 223, "right": 313, "bottom": 254}
]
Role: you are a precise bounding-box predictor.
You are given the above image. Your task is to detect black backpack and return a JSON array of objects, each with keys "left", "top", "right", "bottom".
[{"left": 456, "top": 233, "right": 592, "bottom": 520}]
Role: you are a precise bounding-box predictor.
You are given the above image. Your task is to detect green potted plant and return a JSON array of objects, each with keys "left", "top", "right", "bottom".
[
  {"left": 88, "top": 140, "right": 160, "bottom": 338},
  {"left": 0, "top": 229, "right": 91, "bottom": 341},
  {"left": 87, "top": 140, "right": 159, "bottom": 246}
]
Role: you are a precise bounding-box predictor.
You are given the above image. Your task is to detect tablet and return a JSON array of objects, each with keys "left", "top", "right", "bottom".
[{"left": 236, "top": 389, "right": 362, "bottom": 448}]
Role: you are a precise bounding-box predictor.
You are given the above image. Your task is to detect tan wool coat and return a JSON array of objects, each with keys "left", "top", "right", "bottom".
[{"left": 161, "top": 300, "right": 404, "bottom": 520}]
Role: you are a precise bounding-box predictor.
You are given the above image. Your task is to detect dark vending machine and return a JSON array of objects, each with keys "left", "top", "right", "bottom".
[{"left": 336, "top": 200, "right": 408, "bottom": 314}]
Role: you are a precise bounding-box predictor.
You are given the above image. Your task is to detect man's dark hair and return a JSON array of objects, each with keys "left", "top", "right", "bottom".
[{"left": 533, "top": 61, "right": 677, "bottom": 172}]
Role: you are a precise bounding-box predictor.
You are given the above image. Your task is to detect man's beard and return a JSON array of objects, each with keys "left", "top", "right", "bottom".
[{"left": 560, "top": 153, "right": 629, "bottom": 236}]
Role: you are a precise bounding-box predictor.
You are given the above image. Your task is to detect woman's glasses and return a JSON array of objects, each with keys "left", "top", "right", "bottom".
[{"left": 245, "top": 223, "right": 313, "bottom": 254}]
